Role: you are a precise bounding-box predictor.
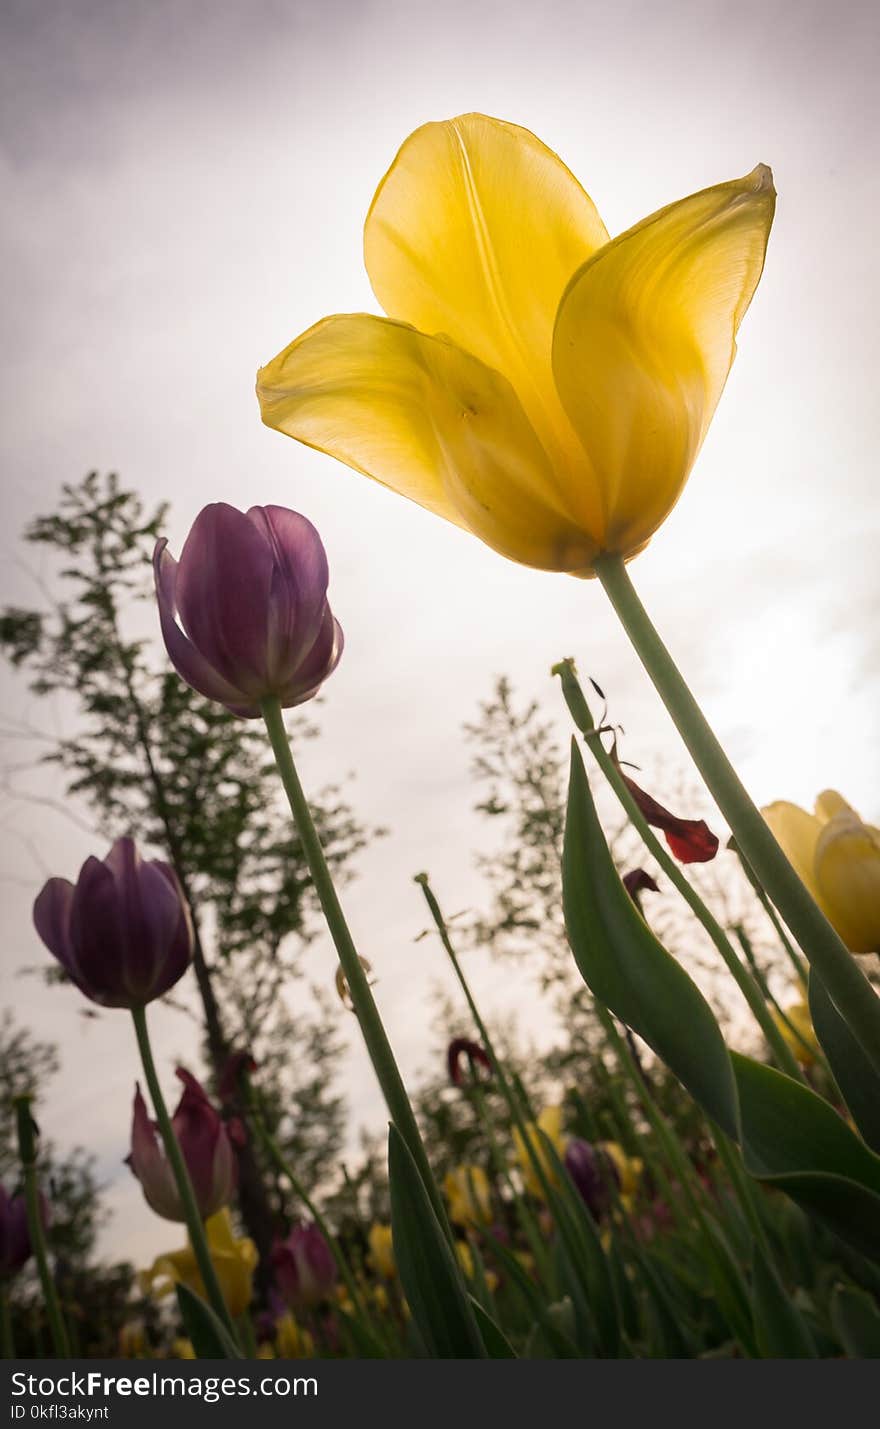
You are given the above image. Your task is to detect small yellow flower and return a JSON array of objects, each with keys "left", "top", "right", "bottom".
[
  {"left": 118, "top": 1321, "right": 146, "bottom": 1358},
  {"left": 372, "top": 1283, "right": 389, "bottom": 1313},
  {"left": 598, "top": 1141, "right": 643, "bottom": 1197},
  {"left": 456, "top": 1240, "right": 474, "bottom": 1279},
  {"left": 139, "top": 1209, "right": 258, "bottom": 1319},
  {"left": 275, "top": 1313, "right": 314, "bottom": 1359},
  {"left": 171, "top": 1338, "right": 196, "bottom": 1360},
  {"left": 367, "top": 1223, "right": 395, "bottom": 1279},
  {"left": 763, "top": 792, "right": 880, "bottom": 954},
  {"left": 443, "top": 1165, "right": 493, "bottom": 1227},
  {"left": 513, "top": 1105, "right": 565, "bottom": 1197},
  {"left": 772, "top": 998, "right": 819, "bottom": 1067},
  {"left": 259, "top": 114, "right": 774, "bottom": 576}
]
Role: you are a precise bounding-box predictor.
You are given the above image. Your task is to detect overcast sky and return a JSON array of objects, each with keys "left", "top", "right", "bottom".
[{"left": 1, "top": 0, "right": 878, "bottom": 1266}]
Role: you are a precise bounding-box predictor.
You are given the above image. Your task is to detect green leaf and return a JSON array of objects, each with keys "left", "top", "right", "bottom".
[
  {"left": 387, "top": 1124, "right": 486, "bottom": 1359},
  {"left": 830, "top": 1286, "right": 880, "bottom": 1358},
  {"left": 733, "top": 1053, "right": 880, "bottom": 1261},
  {"left": 175, "top": 1284, "right": 242, "bottom": 1359},
  {"left": 809, "top": 972, "right": 880, "bottom": 1154},
  {"left": 751, "top": 1249, "right": 817, "bottom": 1358},
  {"left": 563, "top": 740, "right": 738, "bottom": 1138},
  {"left": 469, "top": 1300, "right": 517, "bottom": 1358}
]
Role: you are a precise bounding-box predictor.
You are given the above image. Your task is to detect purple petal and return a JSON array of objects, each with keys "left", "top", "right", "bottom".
[
  {"left": 174, "top": 504, "right": 275, "bottom": 695},
  {"left": 129, "top": 1084, "right": 183, "bottom": 1221},
  {"left": 32, "top": 878, "right": 75, "bottom": 973},
  {"left": 153, "top": 540, "right": 260, "bottom": 716},
  {"left": 247, "top": 506, "right": 330, "bottom": 687},
  {"left": 279, "top": 610, "right": 344, "bottom": 708},
  {"left": 68, "top": 856, "right": 126, "bottom": 1005}
]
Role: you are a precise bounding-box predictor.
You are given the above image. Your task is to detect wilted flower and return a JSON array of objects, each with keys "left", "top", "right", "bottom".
[
  {"left": 622, "top": 869, "right": 660, "bottom": 908},
  {"left": 447, "top": 1038, "right": 492, "bottom": 1088},
  {"left": 763, "top": 791, "right": 880, "bottom": 954},
  {"left": 128, "top": 1069, "right": 237, "bottom": 1222},
  {"left": 154, "top": 503, "right": 343, "bottom": 719},
  {"left": 563, "top": 1138, "right": 618, "bottom": 1219},
  {"left": 139, "top": 1209, "right": 258, "bottom": 1318},
  {"left": 335, "top": 957, "right": 375, "bottom": 1011},
  {"left": 366, "top": 1223, "right": 395, "bottom": 1279},
  {"left": 622, "top": 775, "right": 718, "bottom": 864},
  {"left": 772, "top": 998, "right": 819, "bottom": 1068},
  {"left": 513, "top": 1105, "right": 566, "bottom": 1197},
  {"left": 443, "top": 1165, "right": 493, "bottom": 1227},
  {"left": 33, "top": 837, "right": 192, "bottom": 1009},
  {"left": 271, "top": 1224, "right": 337, "bottom": 1311},
  {"left": 0, "top": 1183, "right": 47, "bottom": 1279},
  {"left": 258, "top": 113, "right": 774, "bottom": 575}
]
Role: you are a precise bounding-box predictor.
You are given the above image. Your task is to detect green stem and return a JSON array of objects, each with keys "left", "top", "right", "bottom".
[
  {"left": 594, "top": 554, "right": 880, "bottom": 1072},
  {"left": 260, "top": 697, "right": 451, "bottom": 1239},
  {"left": 471, "top": 1084, "right": 552, "bottom": 1280},
  {"left": 14, "top": 1098, "right": 70, "bottom": 1358},
  {"left": 130, "top": 1007, "right": 238, "bottom": 1340},
  {"left": 554, "top": 658, "right": 805, "bottom": 1081},
  {"left": 1, "top": 1279, "right": 15, "bottom": 1359},
  {"left": 244, "top": 1081, "right": 390, "bottom": 1351}
]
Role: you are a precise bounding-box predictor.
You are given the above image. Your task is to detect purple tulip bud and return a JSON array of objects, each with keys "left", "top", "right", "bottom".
[
  {"left": 33, "top": 838, "right": 192, "bottom": 1009},
  {"left": 128, "top": 1069, "right": 237, "bottom": 1222},
  {"left": 564, "top": 1138, "right": 619, "bottom": 1220},
  {"left": 0, "top": 1183, "right": 48, "bottom": 1278},
  {"left": 271, "top": 1223, "right": 336, "bottom": 1311},
  {"left": 153, "top": 503, "right": 343, "bottom": 718}
]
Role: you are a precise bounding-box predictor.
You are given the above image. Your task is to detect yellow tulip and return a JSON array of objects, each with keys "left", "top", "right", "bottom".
[
  {"left": 366, "top": 1222, "right": 395, "bottom": 1279},
  {"left": 771, "top": 998, "right": 819, "bottom": 1067},
  {"left": 258, "top": 113, "right": 775, "bottom": 575},
  {"left": 443, "top": 1164, "right": 493, "bottom": 1227},
  {"left": 275, "top": 1313, "right": 314, "bottom": 1359},
  {"left": 513, "top": 1105, "right": 566, "bottom": 1196},
  {"left": 598, "top": 1141, "right": 643, "bottom": 1198},
  {"left": 763, "top": 792, "right": 880, "bottom": 955},
  {"left": 171, "top": 1338, "right": 196, "bottom": 1360},
  {"left": 139, "top": 1208, "right": 258, "bottom": 1319}
]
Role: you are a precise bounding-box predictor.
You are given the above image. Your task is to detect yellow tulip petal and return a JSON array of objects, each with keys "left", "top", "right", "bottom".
[
  {"left": 258, "top": 312, "right": 599, "bottom": 571},
  {"left": 552, "top": 167, "right": 776, "bottom": 555},
  {"left": 814, "top": 789, "right": 858, "bottom": 824},
  {"left": 364, "top": 113, "right": 608, "bottom": 469},
  {"left": 814, "top": 815, "right": 880, "bottom": 955},
  {"left": 762, "top": 800, "right": 824, "bottom": 901}
]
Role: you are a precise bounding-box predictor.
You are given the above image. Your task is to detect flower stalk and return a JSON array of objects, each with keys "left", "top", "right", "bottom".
[
  {"left": 260, "top": 696, "right": 451, "bottom": 1239},
  {"left": 130, "top": 1008, "right": 238, "bottom": 1339},
  {"left": 13, "top": 1097, "right": 70, "bottom": 1359},
  {"left": 594, "top": 553, "right": 880, "bottom": 1072}
]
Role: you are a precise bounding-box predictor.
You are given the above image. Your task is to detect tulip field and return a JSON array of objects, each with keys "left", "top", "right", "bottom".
[{"left": 2, "top": 109, "right": 880, "bottom": 1367}]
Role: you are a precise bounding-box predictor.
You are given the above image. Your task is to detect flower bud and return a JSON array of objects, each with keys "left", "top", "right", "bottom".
[
  {"left": 270, "top": 1223, "right": 336, "bottom": 1310},
  {"left": 0, "top": 1183, "right": 48, "bottom": 1278},
  {"left": 563, "top": 1138, "right": 617, "bottom": 1219},
  {"left": 33, "top": 838, "right": 192, "bottom": 1009},
  {"left": 154, "top": 503, "right": 343, "bottom": 718},
  {"left": 128, "top": 1069, "right": 237, "bottom": 1222},
  {"left": 367, "top": 1223, "right": 395, "bottom": 1279}
]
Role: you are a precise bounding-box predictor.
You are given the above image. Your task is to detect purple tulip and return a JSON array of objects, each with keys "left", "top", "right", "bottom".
[
  {"left": 271, "top": 1223, "right": 336, "bottom": 1311},
  {"left": 128, "top": 1069, "right": 237, "bottom": 1222},
  {"left": 153, "top": 503, "right": 343, "bottom": 718},
  {"left": 564, "top": 1138, "right": 619, "bottom": 1220},
  {"left": 0, "top": 1183, "right": 47, "bottom": 1278},
  {"left": 33, "top": 838, "right": 192, "bottom": 1009}
]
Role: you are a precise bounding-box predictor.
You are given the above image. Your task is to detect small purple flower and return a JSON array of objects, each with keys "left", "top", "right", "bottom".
[
  {"left": 564, "top": 1138, "right": 619, "bottom": 1220},
  {"left": 33, "top": 838, "right": 192, "bottom": 1009},
  {"left": 128, "top": 1069, "right": 237, "bottom": 1222},
  {"left": 0, "top": 1183, "right": 49, "bottom": 1279},
  {"left": 153, "top": 503, "right": 343, "bottom": 718},
  {"left": 271, "top": 1223, "right": 336, "bottom": 1311}
]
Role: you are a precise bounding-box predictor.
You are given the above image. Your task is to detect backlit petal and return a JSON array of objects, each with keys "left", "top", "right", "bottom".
[
  {"left": 258, "top": 313, "right": 599, "bottom": 572},
  {"left": 762, "top": 800, "right": 823, "bottom": 902},
  {"left": 553, "top": 167, "right": 775, "bottom": 555},
  {"left": 365, "top": 112, "right": 608, "bottom": 497}
]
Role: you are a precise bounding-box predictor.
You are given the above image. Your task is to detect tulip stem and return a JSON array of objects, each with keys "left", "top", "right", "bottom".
[
  {"left": 14, "top": 1096, "right": 70, "bottom": 1358},
  {"left": 595, "top": 553, "right": 880, "bottom": 1073},
  {"left": 130, "top": 1007, "right": 238, "bottom": 1342},
  {"left": 260, "top": 697, "right": 452, "bottom": 1242},
  {"left": 553, "top": 658, "right": 806, "bottom": 1081}
]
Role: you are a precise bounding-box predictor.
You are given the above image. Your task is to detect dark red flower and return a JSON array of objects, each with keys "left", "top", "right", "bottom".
[
  {"left": 447, "top": 1038, "right": 492, "bottom": 1088},
  {"left": 621, "top": 775, "right": 719, "bottom": 864}
]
